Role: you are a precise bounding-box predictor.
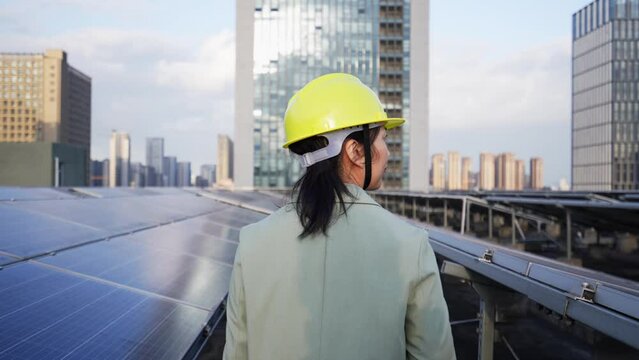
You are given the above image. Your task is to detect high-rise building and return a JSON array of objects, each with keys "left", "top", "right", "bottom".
[
  {"left": 530, "top": 157, "right": 544, "bottom": 190},
  {"left": 447, "top": 151, "right": 461, "bottom": 190},
  {"left": 200, "top": 164, "right": 216, "bottom": 186},
  {"left": 515, "top": 159, "right": 526, "bottom": 191},
  {"left": 496, "top": 152, "right": 516, "bottom": 190},
  {"left": 163, "top": 156, "right": 177, "bottom": 187},
  {"left": 217, "top": 134, "right": 233, "bottom": 185},
  {"left": 146, "top": 137, "right": 164, "bottom": 186},
  {"left": 461, "top": 157, "right": 472, "bottom": 191},
  {"left": 177, "top": 161, "right": 191, "bottom": 187},
  {"left": 0, "top": 49, "right": 91, "bottom": 184},
  {"left": 102, "top": 159, "right": 109, "bottom": 187},
  {"left": 235, "top": 0, "right": 429, "bottom": 190},
  {"left": 572, "top": 0, "right": 639, "bottom": 190},
  {"left": 479, "top": 153, "right": 495, "bottom": 191},
  {"left": 430, "top": 153, "right": 445, "bottom": 191},
  {"left": 131, "top": 162, "right": 146, "bottom": 187},
  {"left": 90, "top": 159, "right": 107, "bottom": 187},
  {"left": 109, "top": 131, "right": 130, "bottom": 187}
]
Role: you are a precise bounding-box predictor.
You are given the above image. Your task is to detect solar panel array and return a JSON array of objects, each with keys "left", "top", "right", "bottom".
[{"left": 0, "top": 187, "right": 270, "bottom": 359}]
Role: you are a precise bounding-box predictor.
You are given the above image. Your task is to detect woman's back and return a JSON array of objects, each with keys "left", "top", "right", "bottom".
[{"left": 224, "top": 185, "right": 455, "bottom": 360}]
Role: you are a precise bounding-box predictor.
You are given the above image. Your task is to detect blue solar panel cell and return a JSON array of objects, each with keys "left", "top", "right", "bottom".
[
  {"left": 0, "top": 188, "right": 77, "bottom": 201},
  {"left": 41, "top": 237, "right": 232, "bottom": 310},
  {"left": 0, "top": 262, "right": 209, "bottom": 359},
  {"left": 0, "top": 204, "right": 108, "bottom": 262},
  {"left": 13, "top": 195, "right": 224, "bottom": 235},
  {"left": 174, "top": 217, "right": 241, "bottom": 242},
  {"left": 129, "top": 225, "right": 239, "bottom": 264}
]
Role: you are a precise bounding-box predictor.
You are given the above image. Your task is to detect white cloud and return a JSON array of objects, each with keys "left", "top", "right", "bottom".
[
  {"left": 155, "top": 31, "right": 235, "bottom": 94},
  {"left": 430, "top": 37, "right": 572, "bottom": 130}
]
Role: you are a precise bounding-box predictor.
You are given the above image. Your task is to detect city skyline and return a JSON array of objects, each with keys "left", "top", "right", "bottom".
[{"left": 0, "top": 0, "right": 590, "bottom": 187}]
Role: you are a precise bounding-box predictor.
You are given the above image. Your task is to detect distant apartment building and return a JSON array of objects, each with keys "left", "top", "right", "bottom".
[
  {"left": 530, "top": 157, "right": 544, "bottom": 189},
  {"left": 479, "top": 153, "right": 496, "bottom": 191},
  {"left": 496, "top": 153, "right": 516, "bottom": 191},
  {"left": 447, "top": 151, "right": 461, "bottom": 190},
  {"left": 515, "top": 159, "right": 526, "bottom": 191},
  {"left": 431, "top": 153, "right": 446, "bottom": 191},
  {"left": 461, "top": 157, "right": 472, "bottom": 190}
]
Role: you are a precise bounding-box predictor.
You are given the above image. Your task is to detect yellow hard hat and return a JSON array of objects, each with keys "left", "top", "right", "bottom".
[{"left": 282, "top": 73, "right": 404, "bottom": 149}]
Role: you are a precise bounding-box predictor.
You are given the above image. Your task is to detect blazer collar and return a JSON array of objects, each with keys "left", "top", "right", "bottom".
[{"left": 344, "top": 183, "right": 381, "bottom": 207}]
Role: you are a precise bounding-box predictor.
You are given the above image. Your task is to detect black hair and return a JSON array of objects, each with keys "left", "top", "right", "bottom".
[{"left": 289, "top": 126, "right": 381, "bottom": 238}]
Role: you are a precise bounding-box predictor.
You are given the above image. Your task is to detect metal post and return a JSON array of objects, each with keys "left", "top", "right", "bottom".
[
  {"left": 444, "top": 199, "right": 448, "bottom": 228},
  {"left": 488, "top": 207, "right": 493, "bottom": 240},
  {"left": 412, "top": 198, "right": 417, "bottom": 219},
  {"left": 54, "top": 156, "right": 60, "bottom": 187},
  {"left": 401, "top": 197, "right": 406, "bottom": 217},
  {"left": 466, "top": 201, "right": 471, "bottom": 235},
  {"left": 460, "top": 198, "right": 467, "bottom": 235},
  {"left": 566, "top": 209, "right": 572, "bottom": 260},
  {"left": 477, "top": 288, "right": 496, "bottom": 360},
  {"left": 511, "top": 210, "right": 516, "bottom": 245}
]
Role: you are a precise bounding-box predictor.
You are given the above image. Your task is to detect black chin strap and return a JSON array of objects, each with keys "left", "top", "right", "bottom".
[{"left": 362, "top": 124, "right": 372, "bottom": 190}]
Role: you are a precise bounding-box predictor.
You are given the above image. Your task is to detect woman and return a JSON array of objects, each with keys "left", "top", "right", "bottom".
[{"left": 223, "top": 73, "right": 455, "bottom": 359}]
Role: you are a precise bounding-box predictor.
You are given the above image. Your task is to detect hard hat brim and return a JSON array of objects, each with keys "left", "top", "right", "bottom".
[{"left": 283, "top": 117, "right": 405, "bottom": 149}]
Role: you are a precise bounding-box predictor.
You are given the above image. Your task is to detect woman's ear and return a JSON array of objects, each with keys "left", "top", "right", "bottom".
[{"left": 342, "top": 139, "right": 365, "bottom": 168}]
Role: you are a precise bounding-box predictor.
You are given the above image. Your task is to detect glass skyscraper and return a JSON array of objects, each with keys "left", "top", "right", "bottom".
[
  {"left": 235, "top": 0, "right": 429, "bottom": 190},
  {"left": 573, "top": 0, "right": 639, "bottom": 190}
]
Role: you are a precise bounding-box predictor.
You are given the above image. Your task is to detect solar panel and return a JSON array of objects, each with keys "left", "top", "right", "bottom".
[
  {"left": 129, "top": 225, "right": 240, "bottom": 264},
  {"left": 11, "top": 195, "right": 222, "bottom": 235},
  {"left": 0, "top": 188, "right": 270, "bottom": 358},
  {"left": 0, "top": 204, "right": 108, "bottom": 263},
  {"left": 173, "top": 217, "right": 241, "bottom": 242},
  {"left": 0, "top": 188, "right": 77, "bottom": 201},
  {"left": 0, "top": 262, "right": 210, "bottom": 359}
]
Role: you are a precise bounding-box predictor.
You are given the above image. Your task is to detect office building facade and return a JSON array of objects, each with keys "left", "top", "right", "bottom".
[
  {"left": 0, "top": 49, "right": 91, "bottom": 184},
  {"left": 236, "top": 0, "right": 429, "bottom": 190},
  {"left": 572, "top": 0, "right": 639, "bottom": 190},
  {"left": 217, "top": 134, "right": 233, "bottom": 184},
  {"left": 146, "top": 137, "right": 164, "bottom": 186},
  {"left": 163, "top": 156, "right": 178, "bottom": 187},
  {"left": 109, "top": 131, "right": 130, "bottom": 187}
]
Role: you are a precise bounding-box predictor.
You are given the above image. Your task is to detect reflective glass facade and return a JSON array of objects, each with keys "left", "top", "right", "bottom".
[
  {"left": 250, "top": 0, "right": 411, "bottom": 188},
  {"left": 573, "top": 0, "right": 639, "bottom": 190}
]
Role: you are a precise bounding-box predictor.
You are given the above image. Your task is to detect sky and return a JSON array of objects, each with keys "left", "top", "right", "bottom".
[{"left": 0, "top": 0, "right": 591, "bottom": 186}]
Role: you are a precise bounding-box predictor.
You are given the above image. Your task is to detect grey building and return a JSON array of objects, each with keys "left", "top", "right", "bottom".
[
  {"left": 90, "top": 159, "right": 108, "bottom": 187},
  {"left": 163, "top": 156, "right": 178, "bottom": 187},
  {"left": 235, "top": 0, "right": 429, "bottom": 190},
  {"left": 177, "top": 161, "right": 191, "bottom": 187},
  {"left": 131, "top": 162, "right": 146, "bottom": 187},
  {"left": 572, "top": 0, "right": 639, "bottom": 190},
  {"left": 200, "top": 164, "right": 216, "bottom": 186},
  {"left": 145, "top": 137, "right": 164, "bottom": 186}
]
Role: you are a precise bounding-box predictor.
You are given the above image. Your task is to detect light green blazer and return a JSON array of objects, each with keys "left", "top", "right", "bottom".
[{"left": 223, "top": 184, "right": 456, "bottom": 360}]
